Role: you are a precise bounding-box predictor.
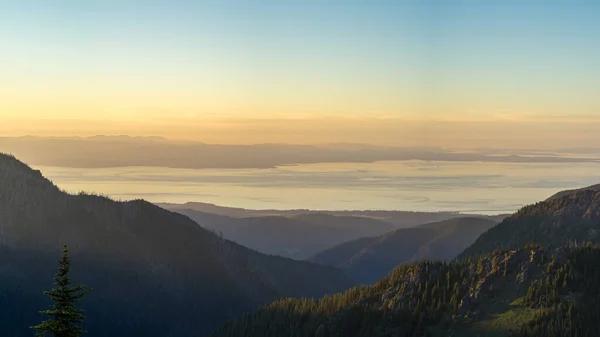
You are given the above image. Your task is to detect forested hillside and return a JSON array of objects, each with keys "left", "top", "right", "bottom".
[
  {"left": 461, "top": 189, "right": 600, "bottom": 258},
  {"left": 545, "top": 183, "right": 600, "bottom": 201},
  {"left": 211, "top": 244, "right": 600, "bottom": 337},
  {"left": 0, "top": 153, "right": 352, "bottom": 337}
]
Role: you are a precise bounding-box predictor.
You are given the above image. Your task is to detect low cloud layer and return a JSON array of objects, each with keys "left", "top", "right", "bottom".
[{"left": 3, "top": 116, "right": 600, "bottom": 149}]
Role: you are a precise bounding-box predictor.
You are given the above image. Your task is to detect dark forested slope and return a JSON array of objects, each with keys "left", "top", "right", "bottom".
[
  {"left": 211, "top": 187, "right": 600, "bottom": 336},
  {"left": 461, "top": 188, "right": 600, "bottom": 258},
  {"left": 0, "top": 153, "right": 352, "bottom": 337},
  {"left": 212, "top": 244, "right": 600, "bottom": 337}
]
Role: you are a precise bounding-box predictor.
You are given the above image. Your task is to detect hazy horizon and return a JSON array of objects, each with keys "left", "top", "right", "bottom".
[
  {"left": 27, "top": 159, "right": 600, "bottom": 215},
  {"left": 3, "top": 2, "right": 600, "bottom": 148},
  {"left": 3, "top": 1, "right": 600, "bottom": 213}
]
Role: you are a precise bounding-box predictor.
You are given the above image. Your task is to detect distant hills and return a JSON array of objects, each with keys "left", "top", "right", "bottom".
[
  {"left": 169, "top": 209, "right": 395, "bottom": 259},
  {"left": 2, "top": 135, "right": 598, "bottom": 169},
  {"left": 160, "top": 203, "right": 506, "bottom": 260},
  {"left": 160, "top": 201, "right": 508, "bottom": 228},
  {"left": 0, "top": 153, "right": 353, "bottom": 337},
  {"left": 309, "top": 217, "right": 498, "bottom": 283}
]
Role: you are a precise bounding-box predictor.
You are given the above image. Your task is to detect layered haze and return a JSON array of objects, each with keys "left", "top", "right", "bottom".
[{"left": 2, "top": 136, "right": 600, "bottom": 215}]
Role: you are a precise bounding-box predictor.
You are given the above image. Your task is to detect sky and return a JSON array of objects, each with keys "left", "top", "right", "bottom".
[{"left": 2, "top": 1, "right": 600, "bottom": 147}]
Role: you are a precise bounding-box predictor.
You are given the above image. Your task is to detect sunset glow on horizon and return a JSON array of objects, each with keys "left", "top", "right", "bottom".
[{"left": 2, "top": 1, "right": 600, "bottom": 147}]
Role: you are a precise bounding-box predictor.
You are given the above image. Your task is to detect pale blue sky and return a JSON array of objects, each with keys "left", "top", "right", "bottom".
[{"left": 1, "top": 1, "right": 600, "bottom": 143}]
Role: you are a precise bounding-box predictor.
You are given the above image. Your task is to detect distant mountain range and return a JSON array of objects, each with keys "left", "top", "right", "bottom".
[
  {"left": 309, "top": 217, "right": 498, "bottom": 283},
  {"left": 159, "top": 203, "right": 506, "bottom": 259},
  {"left": 2, "top": 135, "right": 599, "bottom": 169},
  {"left": 165, "top": 209, "right": 395, "bottom": 259},
  {"left": 0, "top": 153, "right": 353, "bottom": 337},
  {"left": 159, "top": 201, "right": 508, "bottom": 228}
]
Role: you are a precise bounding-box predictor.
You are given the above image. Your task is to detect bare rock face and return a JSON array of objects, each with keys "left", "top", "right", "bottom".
[
  {"left": 407, "top": 264, "right": 428, "bottom": 284},
  {"left": 381, "top": 288, "right": 395, "bottom": 302},
  {"left": 516, "top": 249, "right": 546, "bottom": 286}
]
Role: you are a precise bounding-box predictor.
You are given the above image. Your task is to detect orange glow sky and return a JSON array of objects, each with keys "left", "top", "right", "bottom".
[{"left": 2, "top": 2, "right": 600, "bottom": 148}]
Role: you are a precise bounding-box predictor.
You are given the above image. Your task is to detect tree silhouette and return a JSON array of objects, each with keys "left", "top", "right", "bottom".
[{"left": 31, "top": 245, "right": 92, "bottom": 337}]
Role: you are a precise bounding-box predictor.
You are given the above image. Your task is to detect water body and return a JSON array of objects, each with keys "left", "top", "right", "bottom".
[{"left": 35, "top": 160, "right": 600, "bottom": 215}]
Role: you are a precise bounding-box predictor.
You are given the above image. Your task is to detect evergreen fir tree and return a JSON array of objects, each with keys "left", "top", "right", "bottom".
[{"left": 31, "top": 245, "right": 92, "bottom": 337}]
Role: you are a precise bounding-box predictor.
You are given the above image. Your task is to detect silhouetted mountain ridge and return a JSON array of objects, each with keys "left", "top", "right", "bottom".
[
  {"left": 3, "top": 136, "right": 598, "bottom": 169},
  {"left": 0, "top": 153, "right": 353, "bottom": 337}
]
